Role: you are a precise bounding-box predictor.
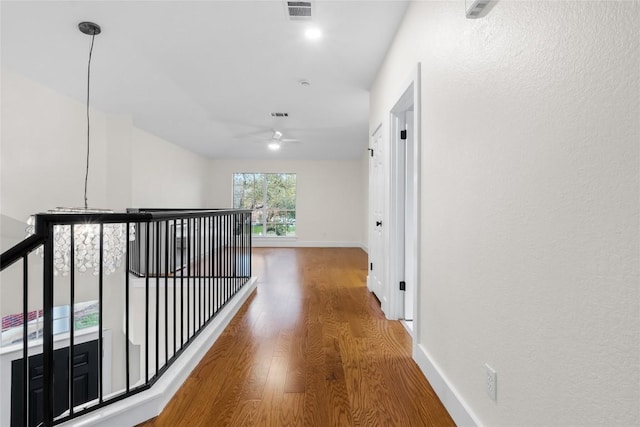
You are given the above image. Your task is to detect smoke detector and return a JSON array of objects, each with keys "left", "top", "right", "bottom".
[{"left": 285, "top": 1, "right": 312, "bottom": 21}]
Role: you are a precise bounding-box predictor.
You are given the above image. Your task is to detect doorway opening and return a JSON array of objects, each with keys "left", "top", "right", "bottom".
[{"left": 389, "top": 65, "right": 421, "bottom": 334}]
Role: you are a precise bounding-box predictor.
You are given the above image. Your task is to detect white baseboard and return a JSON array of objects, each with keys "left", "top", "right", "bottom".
[
  {"left": 62, "top": 277, "right": 258, "bottom": 427},
  {"left": 413, "top": 343, "right": 481, "bottom": 427},
  {"left": 252, "top": 239, "right": 365, "bottom": 248}
]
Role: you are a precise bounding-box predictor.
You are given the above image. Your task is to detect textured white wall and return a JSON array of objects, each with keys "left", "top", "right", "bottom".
[
  {"left": 208, "top": 158, "right": 366, "bottom": 246},
  {"left": 131, "top": 128, "right": 209, "bottom": 208},
  {"left": 371, "top": 1, "right": 639, "bottom": 425}
]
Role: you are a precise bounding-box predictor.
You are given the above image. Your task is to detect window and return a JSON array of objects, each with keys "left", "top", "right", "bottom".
[
  {"left": 1, "top": 301, "right": 99, "bottom": 347},
  {"left": 233, "top": 173, "right": 296, "bottom": 237}
]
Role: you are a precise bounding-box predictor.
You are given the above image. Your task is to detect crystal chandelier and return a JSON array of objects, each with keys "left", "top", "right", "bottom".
[
  {"left": 25, "top": 22, "right": 135, "bottom": 277},
  {"left": 26, "top": 210, "right": 135, "bottom": 276}
]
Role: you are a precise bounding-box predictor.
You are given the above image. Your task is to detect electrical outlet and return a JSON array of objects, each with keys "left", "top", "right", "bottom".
[{"left": 485, "top": 363, "right": 497, "bottom": 401}]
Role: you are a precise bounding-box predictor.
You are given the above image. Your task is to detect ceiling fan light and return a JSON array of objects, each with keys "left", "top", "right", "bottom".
[
  {"left": 268, "top": 141, "right": 281, "bottom": 151},
  {"left": 305, "top": 27, "right": 322, "bottom": 40}
]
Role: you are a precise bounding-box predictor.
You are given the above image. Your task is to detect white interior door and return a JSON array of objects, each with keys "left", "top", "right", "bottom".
[{"left": 368, "top": 126, "right": 386, "bottom": 306}]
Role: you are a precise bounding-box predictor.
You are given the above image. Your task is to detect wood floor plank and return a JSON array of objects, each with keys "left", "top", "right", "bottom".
[{"left": 138, "top": 248, "right": 454, "bottom": 427}]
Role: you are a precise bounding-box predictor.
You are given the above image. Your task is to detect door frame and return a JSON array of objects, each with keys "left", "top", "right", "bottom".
[{"left": 387, "top": 64, "right": 421, "bottom": 328}]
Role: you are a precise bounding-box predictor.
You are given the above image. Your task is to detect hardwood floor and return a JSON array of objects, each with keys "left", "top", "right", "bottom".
[{"left": 138, "top": 247, "right": 454, "bottom": 427}]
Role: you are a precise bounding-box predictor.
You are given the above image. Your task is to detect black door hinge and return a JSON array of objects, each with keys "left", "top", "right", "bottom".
[
  {"left": 399, "top": 281, "right": 406, "bottom": 291},
  {"left": 370, "top": 262, "right": 373, "bottom": 271},
  {"left": 400, "top": 130, "right": 407, "bottom": 140},
  {"left": 368, "top": 148, "right": 374, "bottom": 157}
]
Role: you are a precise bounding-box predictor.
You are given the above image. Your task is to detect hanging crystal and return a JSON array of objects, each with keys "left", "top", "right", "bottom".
[{"left": 26, "top": 208, "right": 136, "bottom": 276}]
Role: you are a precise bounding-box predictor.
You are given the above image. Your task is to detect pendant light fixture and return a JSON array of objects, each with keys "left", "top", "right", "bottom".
[{"left": 26, "top": 22, "right": 134, "bottom": 276}]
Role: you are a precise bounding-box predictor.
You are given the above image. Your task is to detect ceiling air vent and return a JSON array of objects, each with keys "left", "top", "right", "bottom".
[
  {"left": 466, "top": 0, "right": 491, "bottom": 18},
  {"left": 271, "top": 112, "right": 289, "bottom": 117},
  {"left": 285, "top": 1, "right": 312, "bottom": 20}
]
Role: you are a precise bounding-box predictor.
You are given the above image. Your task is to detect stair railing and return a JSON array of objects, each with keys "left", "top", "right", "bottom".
[{"left": 0, "top": 209, "right": 252, "bottom": 426}]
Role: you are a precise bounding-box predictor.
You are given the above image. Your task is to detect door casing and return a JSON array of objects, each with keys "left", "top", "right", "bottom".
[{"left": 387, "top": 64, "right": 421, "bottom": 328}]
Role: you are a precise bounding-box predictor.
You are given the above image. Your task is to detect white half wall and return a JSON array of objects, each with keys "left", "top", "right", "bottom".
[
  {"left": 208, "top": 158, "right": 366, "bottom": 248},
  {"left": 370, "top": 1, "right": 639, "bottom": 426}
]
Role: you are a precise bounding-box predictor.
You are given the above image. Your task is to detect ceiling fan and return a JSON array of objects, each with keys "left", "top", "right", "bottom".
[{"left": 263, "top": 130, "right": 300, "bottom": 151}]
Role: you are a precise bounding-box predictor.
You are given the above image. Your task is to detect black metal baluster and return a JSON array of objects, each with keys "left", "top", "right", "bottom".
[
  {"left": 209, "top": 216, "right": 213, "bottom": 318},
  {"left": 145, "top": 222, "right": 150, "bottom": 384},
  {"left": 196, "top": 217, "right": 199, "bottom": 330},
  {"left": 125, "top": 222, "right": 130, "bottom": 393},
  {"left": 248, "top": 213, "right": 252, "bottom": 278},
  {"left": 43, "top": 224, "right": 54, "bottom": 426},
  {"left": 198, "top": 216, "right": 202, "bottom": 329},
  {"left": 202, "top": 216, "right": 207, "bottom": 322},
  {"left": 187, "top": 218, "right": 191, "bottom": 340},
  {"left": 22, "top": 255, "right": 28, "bottom": 427},
  {"left": 99, "top": 224, "right": 104, "bottom": 404},
  {"left": 180, "top": 219, "right": 184, "bottom": 349},
  {"left": 164, "top": 220, "right": 169, "bottom": 367},
  {"left": 225, "top": 215, "right": 229, "bottom": 303},
  {"left": 204, "top": 216, "right": 208, "bottom": 321},
  {"left": 173, "top": 219, "right": 177, "bottom": 356},
  {"left": 155, "top": 221, "right": 160, "bottom": 377},
  {"left": 229, "top": 215, "right": 232, "bottom": 299},
  {"left": 192, "top": 217, "right": 196, "bottom": 335},
  {"left": 245, "top": 212, "right": 249, "bottom": 277},
  {"left": 216, "top": 215, "right": 220, "bottom": 312},
  {"left": 69, "top": 225, "right": 76, "bottom": 415}
]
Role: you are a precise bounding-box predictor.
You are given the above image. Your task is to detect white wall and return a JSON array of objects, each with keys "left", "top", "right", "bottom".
[
  {"left": 208, "top": 158, "right": 366, "bottom": 247},
  {"left": 131, "top": 128, "right": 209, "bottom": 208},
  {"left": 1, "top": 69, "right": 109, "bottom": 224},
  {"left": 0, "top": 68, "right": 210, "bottom": 225},
  {"left": 370, "top": 1, "right": 639, "bottom": 426},
  {"left": 360, "top": 152, "right": 369, "bottom": 252}
]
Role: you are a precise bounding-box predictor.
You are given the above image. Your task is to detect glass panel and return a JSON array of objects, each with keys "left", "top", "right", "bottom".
[
  {"left": 266, "top": 173, "right": 296, "bottom": 211},
  {"left": 233, "top": 173, "right": 265, "bottom": 210},
  {"left": 232, "top": 173, "right": 296, "bottom": 237},
  {"left": 265, "top": 210, "right": 296, "bottom": 237}
]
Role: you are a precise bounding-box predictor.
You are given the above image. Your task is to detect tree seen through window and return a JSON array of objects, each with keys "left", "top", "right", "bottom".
[{"left": 233, "top": 173, "right": 296, "bottom": 237}]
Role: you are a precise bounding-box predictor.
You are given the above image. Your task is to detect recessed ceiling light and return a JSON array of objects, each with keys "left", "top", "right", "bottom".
[
  {"left": 305, "top": 28, "right": 322, "bottom": 40},
  {"left": 299, "top": 79, "right": 311, "bottom": 87}
]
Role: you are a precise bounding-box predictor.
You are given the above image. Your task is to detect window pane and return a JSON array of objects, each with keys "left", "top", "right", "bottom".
[
  {"left": 232, "top": 173, "right": 296, "bottom": 237},
  {"left": 233, "top": 173, "right": 265, "bottom": 209},
  {"left": 266, "top": 173, "right": 296, "bottom": 210}
]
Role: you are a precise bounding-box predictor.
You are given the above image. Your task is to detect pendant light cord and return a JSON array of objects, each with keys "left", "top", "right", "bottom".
[{"left": 84, "top": 32, "right": 96, "bottom": 209}]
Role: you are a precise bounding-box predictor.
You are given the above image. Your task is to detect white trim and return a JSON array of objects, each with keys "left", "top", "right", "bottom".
[
  {"left": 61, "top": 277, "right": 258, "bottom": 427},
  {"left": 387, "top": 63, "right": 421, "bottom": 322},
  {"left": 413, "top": 343, "right": 481, "bottom": 427},
  {"left": 252, "top": 239, "right": 364, "bottom": 248}
]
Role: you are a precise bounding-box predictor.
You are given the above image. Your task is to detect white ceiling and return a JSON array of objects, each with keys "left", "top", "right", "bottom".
[{"left": 1, "top": 1, "right": 408, "bottom": 160}]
